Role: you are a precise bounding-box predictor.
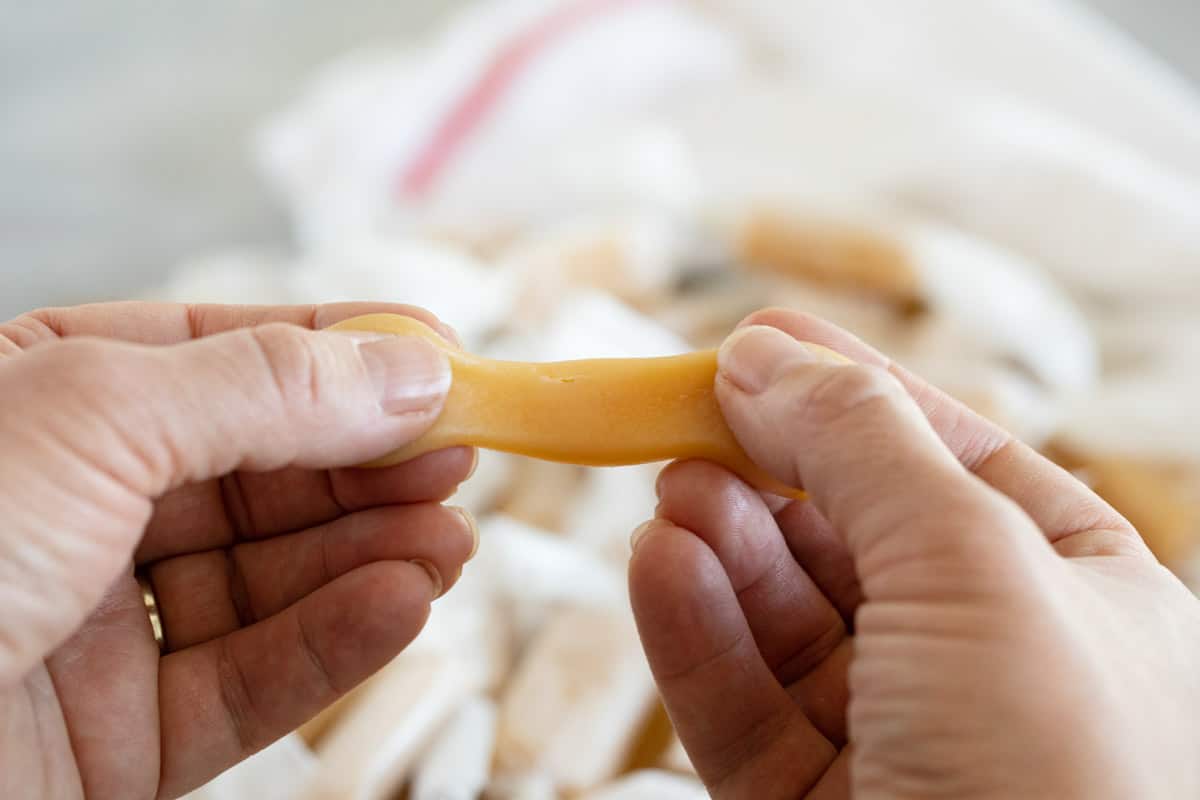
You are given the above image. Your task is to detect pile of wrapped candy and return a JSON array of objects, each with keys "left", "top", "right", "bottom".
[{"left": 164, "top": 1, "right": 1200, "bottom": 797}]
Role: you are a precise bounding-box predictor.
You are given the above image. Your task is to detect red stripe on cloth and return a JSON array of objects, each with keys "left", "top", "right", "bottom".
[{"left": 398, "top": 0, "right": 654, "bottom": 199}]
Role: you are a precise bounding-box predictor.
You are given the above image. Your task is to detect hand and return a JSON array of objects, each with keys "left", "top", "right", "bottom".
[
  {"left": 0, "top": 302, "right": 478, "bottom": 799},
  {"left": 630, "top": 309, "right": 1200, "bottom": 799}
]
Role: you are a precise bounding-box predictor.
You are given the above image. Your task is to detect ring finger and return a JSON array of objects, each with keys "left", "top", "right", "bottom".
[{"left": 147, "top": 502, "right": 476, "bottom": 651}]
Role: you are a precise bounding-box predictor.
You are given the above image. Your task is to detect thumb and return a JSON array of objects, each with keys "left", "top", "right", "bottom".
[
  {"left": 29, "top": 322, "right": 450, "bottom": 492},
  {"left": 714, "top": 324, "right": 1046, "bottom": 600},
  {"left": 0, "top": 323, "right": 449, "bottom": 681}
]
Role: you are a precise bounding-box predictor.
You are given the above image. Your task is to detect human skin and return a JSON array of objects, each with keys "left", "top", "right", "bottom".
[
  {"left": 5, "top": 300, "right": 1199, "bottom": 799},
  {"left": 629, "top": 309, "right": 1200, "bottom": 799},
  {"left": 0, "top": 302, "right": 477, "bottom": 799}
]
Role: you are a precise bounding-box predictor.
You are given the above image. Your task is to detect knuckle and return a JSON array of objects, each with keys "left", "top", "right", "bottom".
[
  {"left": 1, "top": 337, "right": 172, "bottom": 494},
  {"left": 22, "top": 338, "right": 144, "bottom": 398},
  {"left": 245, "top": 324, "right": 325, "bottom": 410},
  {"left": 0, "top": 321, "right": 40, "bottom": 353},
  {"left": 37, "top": 335, "right": 104, "bottom": 365},
  {"left": 778, "top": 309, "right": 824, "bottom": 329},
  {"left": 878, "top": 491, "right": 1036, "bottom": 577},
  {"left": 215, "top": 637, "right": 261, "bottom": 754},
  {"left": 1, "top": 308, "right": 53, "bottom": 335},
  {"left": 796, "top": 363, "right": 906, "bottom": 429},
  {"left": 743, "top": 306, "right": 822, "bottom": 331}
]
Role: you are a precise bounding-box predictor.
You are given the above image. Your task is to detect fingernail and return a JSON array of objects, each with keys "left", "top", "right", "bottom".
[
  {"left": 356, "top": 336, "right": 451, "bottom": 415},
  {"left": 630, "top": 519, "right": 658, "bottom": 553},
  {"left": 436, "top": 322, "right": 463, "bottom": 350},
  {"left": 452, "top": 506, "right": 479, "bottom": 560},
  {"left": 464, "top": 448, "right": 480, "bottom": 482},
  {"left": 332, "top": 318, "right": 460, "bottom": 348},
  {"left": 408, "top": 558, "right": 444, "bottom": 599},
  {"left": 717, "top": 325, "right": 848, "bottom": 394}
]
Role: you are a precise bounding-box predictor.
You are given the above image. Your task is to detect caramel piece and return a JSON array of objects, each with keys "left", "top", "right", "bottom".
[
  {"left": 736, "top": 211, "right": 923, "bottom": 307},
  {"left": 297, "top": 689, "right": 362, "bottom": 750},
  {"left": 1046, "top": 443, "right": 1200, "bottom": 568},
  {"left": 620, "top": 701, "right": 676, "bottom": 774},
  {"left": 331, "top": 314, "right": 805, "bottom": 499},
  {"left": 659, "top": 732, "right": 696, "bottom": 775}
]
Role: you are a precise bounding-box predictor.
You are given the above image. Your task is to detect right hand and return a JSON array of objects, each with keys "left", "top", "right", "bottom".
[{"left": 629, "top": 309, "right": 1200, "bottom": 799}]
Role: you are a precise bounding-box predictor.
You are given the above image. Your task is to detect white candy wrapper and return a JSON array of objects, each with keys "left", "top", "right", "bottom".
[
  {"left": 486, "top": 289, "right": 691, "bottom": 362},
  {"left": 452, "top": 448, "right": 518, "bottom": 517},
  {"left": 182, "top": 734, "right": 318, "bottom": 800},
  {"left": 404, "top": 558, "right": 516, "bottom": 693},
  {"left": 563, "top": 463, "right": 662, "bottom": 565},
  {"left": 302, "top": 654, "right": 481, "bottom": 800},
  {"left": 718, "top": 0, "right": 1200, "bottom": 181},
  {"left": 498, "top": 213, "right": 697, "bottom": 314},
  {"left": 289, "top": 236, "right": 518, "bottom": 348},
  {"left": 901, "top": 100, "right": 1200, "bottom": 303},
  {"left": 496, "top": 607, "right": 658, "bottom": 792},
  {"left": 475, "top": 514, "right": 626, "bottom": 640},
  {"left": 256, "top": 0, "right": 743, "bottom": 244},
  {"left": 900, "top": 217, "right": 1098, "bottom": 394},
  {"left": 1059, "top": 372, "right": 1200, "bottom": 462},
  {"left": 580, "top": 770, "right": 708, "bottom": 800},
  {"left": 484, "top": 772, "right": 558, "bottom": 800},
  {"left": 410, "top": 695, "right": 499, "bottom": 800}
]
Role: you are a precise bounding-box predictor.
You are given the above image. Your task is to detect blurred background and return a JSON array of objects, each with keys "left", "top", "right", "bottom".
[
  {"left": 3, "top": 2, "right": 459, "bottom": 316},
  {"left": 4, "top": 2, "right": 1200, "bottom": 799},
  {"left": 2, "top": 0, "right": 1199, "bottom": 319}
]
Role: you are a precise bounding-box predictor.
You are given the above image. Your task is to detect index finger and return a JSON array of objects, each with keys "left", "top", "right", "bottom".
[
  {"left": 0, "top": 301, "right": 458, "bottom": 350},
  {"left": 741, "top": 308, "right": 1143, "bottom": 556}
]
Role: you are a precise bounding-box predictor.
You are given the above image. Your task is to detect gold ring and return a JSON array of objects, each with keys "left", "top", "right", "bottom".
[{"left": 137, "top": 572, "right": 165, "bottom": 653}]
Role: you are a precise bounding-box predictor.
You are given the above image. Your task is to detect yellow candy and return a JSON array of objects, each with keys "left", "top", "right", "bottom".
[{"left": 331, "top": 313, "right": 805, "bottom": 499}]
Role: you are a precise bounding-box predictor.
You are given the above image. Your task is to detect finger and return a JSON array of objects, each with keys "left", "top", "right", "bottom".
[
  {"left": 654, "top": 461, "right": 846, "bottom": 687},
  {"left": 740, "top": 309, "right": 1142, "bottom": 554},
  {"left": 156, "top": 559, "right": 438, "bottom": 798},
  {"left": 20, "top": 322, "right": 451, "bottom": 495},
  {"left": 973, "top": 440, "right": 1149, "bottom": 559},
  {"left": 716, "top": 324, "right": 1048, "bottom": 599},
  {"left": 0, "top": 301, "right": 458, "bottom": 350},
  {"left": 332, "top": 447, "right": 478, "bottom": 509},
  {"left": 0, "top": 323, "right": 450, "bottom": 677},
  {"left": 43, "top": 572, "right": 161, "bottom": 799},
  {"left": 739, "top": 308, "right": 1008, "bottom": 469},
  {"left": 628, "top": 520, "right": 837, "bottom": 799},
  {"left": 150, "top": 503, "right": 476, "bottom": 651},
  {"left": 136, "top": 447, "right": 475, "bottom": 563},
  {"left": 655, "top": 461, "right": 851, "bottom": 746},
  {"left": 772, "top": 500, "right": 862, "bottom": 622},
  {"left": 787, "top": 638, "right": 851, "bottom": 746},
  {"left": 807, "top": 750, "right": 852, "bottom": 799}
]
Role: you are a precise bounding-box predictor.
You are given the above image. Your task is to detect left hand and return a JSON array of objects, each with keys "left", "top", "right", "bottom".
[{"left": 0, "top": 302, "right": 477, "bottom": 799}]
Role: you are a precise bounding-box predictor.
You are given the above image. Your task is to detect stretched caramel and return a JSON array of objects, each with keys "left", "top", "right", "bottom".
[{"left": 331, "top": 314, "right": 805, "bottom": 499}]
